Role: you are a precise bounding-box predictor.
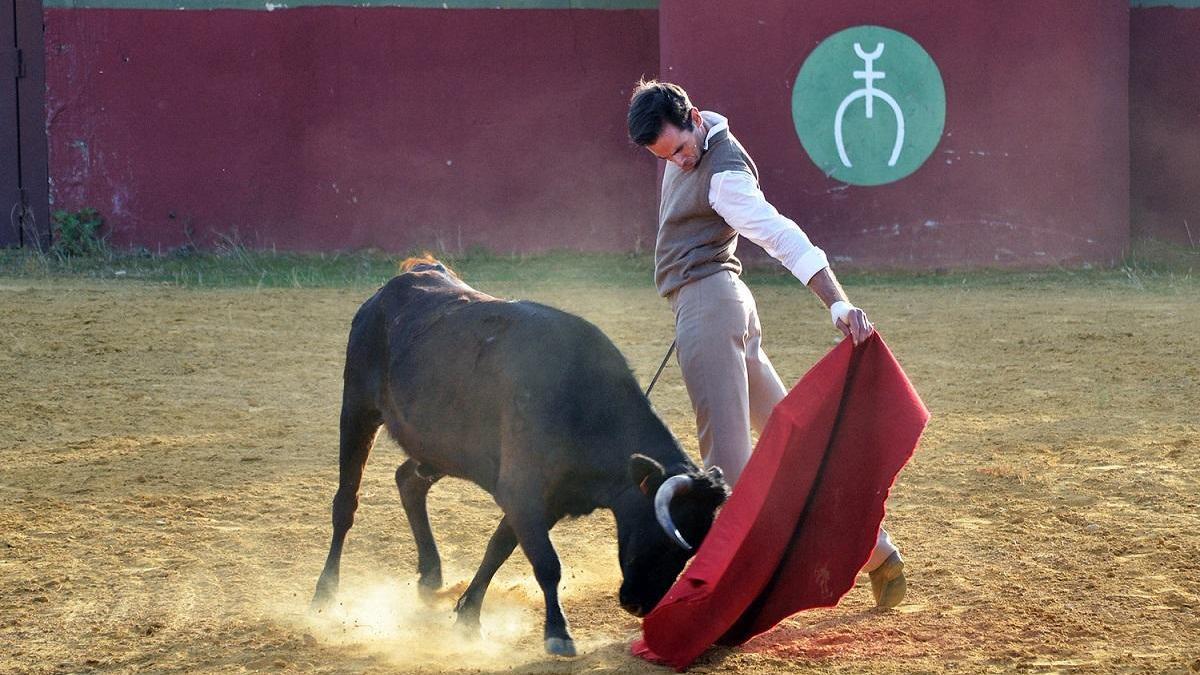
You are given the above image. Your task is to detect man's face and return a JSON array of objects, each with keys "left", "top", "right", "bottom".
[{"left": 645, "top": 110, "right": 705, "bottom": 173}]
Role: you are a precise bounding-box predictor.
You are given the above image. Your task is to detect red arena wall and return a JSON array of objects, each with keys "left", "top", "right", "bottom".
[
  {"left": 1130, "top": 1, "right": 1200, "bottom": 247},
  {"left": 43, "top": 3, "right": 660, "bottom": 253},
  {"left": 39, "top": 2, "right": 1163, "bottom": 267},
  {"left": 659, "top": 1, "right": 1131, "bottom": 269}
]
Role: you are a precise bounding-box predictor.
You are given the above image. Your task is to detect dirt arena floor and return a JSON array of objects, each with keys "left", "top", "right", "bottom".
[{"left": 1, "top": 263, "right": 1197, "bottom": 673}]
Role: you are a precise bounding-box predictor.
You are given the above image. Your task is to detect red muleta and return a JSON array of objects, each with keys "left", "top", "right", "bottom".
[{"left": 633, "top": 333, "right": 930, "bottom": 671}]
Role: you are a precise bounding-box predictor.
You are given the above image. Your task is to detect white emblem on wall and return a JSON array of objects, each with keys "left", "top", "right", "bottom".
[{"left": 834, "top": 42, "right": 906, "bottom": 169}]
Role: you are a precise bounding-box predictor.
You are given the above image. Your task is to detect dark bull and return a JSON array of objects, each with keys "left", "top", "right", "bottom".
[{"left": 311, "top": 257, "right": 728, "bottom": 656}]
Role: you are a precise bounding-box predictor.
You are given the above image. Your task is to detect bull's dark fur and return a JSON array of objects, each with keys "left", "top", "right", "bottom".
[{"left": 311, "top": 259, "right": 727, "bottom": 655}]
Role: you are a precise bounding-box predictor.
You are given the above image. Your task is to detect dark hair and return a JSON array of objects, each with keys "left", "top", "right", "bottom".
[{"left": 627, "top": 79, "right": 694, "bottom": 146}]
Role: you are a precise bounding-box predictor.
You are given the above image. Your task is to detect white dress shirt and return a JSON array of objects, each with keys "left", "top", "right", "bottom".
[{"left": 702, "top": 113, "right": 830, "bottom": 285}]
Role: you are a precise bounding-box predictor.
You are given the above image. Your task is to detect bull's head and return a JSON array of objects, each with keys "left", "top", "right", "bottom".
[{"left": 613, "top": 454, "right": 728, "bottom": 617}]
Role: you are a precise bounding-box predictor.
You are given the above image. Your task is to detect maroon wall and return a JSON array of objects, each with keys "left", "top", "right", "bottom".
[
  {"left": 44, "top": 7, "right": 660, "bottom": 253},
  {"left": 1130, "top": 5, "right": 1200, "bottom": 247},
  {"left": 659, "top": 1, "right": 1130, "bottom": 269}
]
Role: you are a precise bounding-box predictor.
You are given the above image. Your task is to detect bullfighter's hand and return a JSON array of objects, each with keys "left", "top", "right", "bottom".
[{"left": 832, "top": 303, "right": 874, "bottom": 346}]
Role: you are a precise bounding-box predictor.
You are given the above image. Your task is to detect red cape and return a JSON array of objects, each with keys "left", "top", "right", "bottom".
[{"left": 632, "top": 333, "right": 929, "bottom": 671}]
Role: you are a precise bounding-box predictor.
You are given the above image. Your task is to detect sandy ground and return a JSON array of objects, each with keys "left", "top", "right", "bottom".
[{"left": 1, "top": 269, "right": 1198, "bottom": 674}]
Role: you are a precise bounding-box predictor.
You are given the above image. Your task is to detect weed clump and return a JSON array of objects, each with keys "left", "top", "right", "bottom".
[{"left": 50, "top": 208, "right": 108, "bottom": 259}]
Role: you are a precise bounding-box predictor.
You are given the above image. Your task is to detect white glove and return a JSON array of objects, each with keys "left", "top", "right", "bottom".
[{"left": 829, "top": 300, "right": 855, "bottom": 328}]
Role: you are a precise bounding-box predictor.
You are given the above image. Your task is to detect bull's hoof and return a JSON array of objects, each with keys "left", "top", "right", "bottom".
[
  {"left": 310, "top": 572, "right": 339, "bottom": 614},
  {"left": 309, "top": 589, "right": 335, "bottom": 614},
  {"left": 454, "top": 612, "right": 482, "bottom": 637},
  {"left": 544, "top": 637, "right": 576, "bottom": 657},
  {"left": 417, "top": 573, "right": 443, "bottom": 602}
]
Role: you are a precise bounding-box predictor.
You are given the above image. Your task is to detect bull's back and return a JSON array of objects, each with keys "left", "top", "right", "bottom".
[
  {"left": 389, "top": 300, "right": 609, "bottom": 434},
  {"left": 363, "top": 274, "right": 636, "bottom": 492}
]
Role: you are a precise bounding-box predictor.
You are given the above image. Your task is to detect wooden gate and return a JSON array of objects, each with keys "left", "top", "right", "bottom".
[{"left": 2, "top": 0, "right": 48, "bottom": 249}]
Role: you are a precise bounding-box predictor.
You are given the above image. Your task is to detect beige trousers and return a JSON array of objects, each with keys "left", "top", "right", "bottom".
[{"left": 669, "top": 271, "right": 898, "bottom": 571}]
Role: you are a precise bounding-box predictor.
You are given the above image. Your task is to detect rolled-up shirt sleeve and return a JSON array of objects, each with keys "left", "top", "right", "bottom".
[{"left": 709, "top": 170, "right": 829, "bottom": 285}]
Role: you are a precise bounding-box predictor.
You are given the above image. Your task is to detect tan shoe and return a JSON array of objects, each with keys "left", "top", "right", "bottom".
[{"left": 869, "top": 551, "right": 906, "bottom": 609}]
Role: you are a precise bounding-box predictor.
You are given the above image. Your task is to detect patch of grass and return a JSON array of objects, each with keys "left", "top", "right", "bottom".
[
  {"left": 1120, "top": 237, "right": 1198, "bottom": 282},
  {"left": 0, "top": 247, "right": 656, "bottom": 289},
  {"left": 0, "top": 238, "right": 1193, "bottom": 293},
  {"left": 750, "top": 237, "right": 1196, "bottom": 294}
]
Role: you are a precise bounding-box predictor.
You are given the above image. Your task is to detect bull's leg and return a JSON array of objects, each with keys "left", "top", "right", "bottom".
[
  {"left": 311, "top": 406, "right": 381, "bottom": 611},
  {"left": 507, "top": 511, "right": 575, "bottom": 657},
  {"left": 395, "top": 459, "right": 444, "bottom": 598},
  {"left": 453, "top": 516, "right": 517, "bottom": 631}
]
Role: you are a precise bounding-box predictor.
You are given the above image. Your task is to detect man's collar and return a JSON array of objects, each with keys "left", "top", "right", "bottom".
[{"left": 701, "top": 111, "right": 729, "bottom": 150}]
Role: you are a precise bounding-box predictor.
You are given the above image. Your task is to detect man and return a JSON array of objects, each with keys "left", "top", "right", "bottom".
[{"left": 627, "top": 80, "right": 906, "bottom": 608}]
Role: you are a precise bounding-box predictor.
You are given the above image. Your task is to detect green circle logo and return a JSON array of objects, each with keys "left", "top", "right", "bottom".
[{"left": 792, "top": 26, "right": 946, "bottom": 186}]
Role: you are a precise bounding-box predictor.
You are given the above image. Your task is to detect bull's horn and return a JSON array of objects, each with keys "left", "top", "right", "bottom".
[{"left": 654, "top": 474, "right": 695, "bottom": 551}]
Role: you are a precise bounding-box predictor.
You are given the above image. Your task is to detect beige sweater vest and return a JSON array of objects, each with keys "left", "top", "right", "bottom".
[{"left": 654, "top": 113, "right": 759, "bottom": 297}]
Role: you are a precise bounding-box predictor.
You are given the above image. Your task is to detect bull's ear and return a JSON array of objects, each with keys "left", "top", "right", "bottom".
[{"left": 629, "top": 454, "right": 665, "bottom": 496}]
